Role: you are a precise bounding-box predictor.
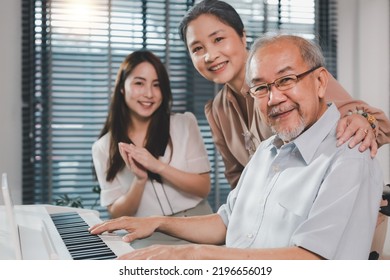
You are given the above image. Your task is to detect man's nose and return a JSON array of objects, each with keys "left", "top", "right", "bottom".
[{"left": 268, "top": 85, "right": 287, "bottom": 106}]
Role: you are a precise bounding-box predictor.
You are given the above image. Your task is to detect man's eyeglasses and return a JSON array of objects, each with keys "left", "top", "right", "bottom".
[{"left": 248, "top": 65, "right": 322, "bottom": 98}]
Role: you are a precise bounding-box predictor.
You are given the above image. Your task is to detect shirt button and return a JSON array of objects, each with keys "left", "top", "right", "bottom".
[
  {"left": 272, "top": 165, "right": 280, "bottom": 172},
  {"left": 247, "top": 233, "right": 254, "bottom": 239}
]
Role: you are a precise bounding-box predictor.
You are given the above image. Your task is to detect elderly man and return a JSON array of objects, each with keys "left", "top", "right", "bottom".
[{"left": 90, "top": 34, "right": 383, "bottom": 260}]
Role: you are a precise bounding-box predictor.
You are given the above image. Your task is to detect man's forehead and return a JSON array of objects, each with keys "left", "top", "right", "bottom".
[
  {"left": 257, "top": 41, "right": 300, "bottom": 61},
  {"left": 249, "top": 55, "right": 301, "bottom": 83},
  {"left": 252, "top": 45, "right": 304, "bottom": 73}
]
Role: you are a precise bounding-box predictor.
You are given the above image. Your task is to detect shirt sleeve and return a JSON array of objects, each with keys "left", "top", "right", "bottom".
[
  {"left": 217, "top": 165, "right": 249, "bottom": 227},
  {"left": 325, "top": 74, "right": 390, "bottom": 147},
  {"left": 217, "top": 187, "right": 237, "bottom": 227}
]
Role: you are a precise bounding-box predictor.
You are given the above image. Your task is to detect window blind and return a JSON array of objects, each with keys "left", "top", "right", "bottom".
[{"left": 22, "top": 0, "right": 337, "bottom": 218}]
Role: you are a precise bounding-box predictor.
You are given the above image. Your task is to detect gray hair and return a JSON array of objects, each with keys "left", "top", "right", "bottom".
[{"left": 245, "top": 34, "right": 325, "bottom": 85}]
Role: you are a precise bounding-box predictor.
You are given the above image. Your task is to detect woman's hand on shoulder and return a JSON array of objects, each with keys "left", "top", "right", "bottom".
[{"left": 336, "top": 113, "right": 377, "bottom": 157}]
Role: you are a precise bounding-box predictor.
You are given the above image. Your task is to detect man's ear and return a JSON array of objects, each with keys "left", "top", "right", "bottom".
[{"left": 316, "top": 67, "right": 329, "bottom": 99}]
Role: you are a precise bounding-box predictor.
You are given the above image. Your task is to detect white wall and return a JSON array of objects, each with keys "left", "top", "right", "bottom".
[
  {"left": 338, "top": 0, "right": 390, "bottom": 182},
  {"left": 0, "top": 0, "right": 389, "bottom": 203},
  {"left": 0, "top": 0, "right": 22, "bottom": 203}
]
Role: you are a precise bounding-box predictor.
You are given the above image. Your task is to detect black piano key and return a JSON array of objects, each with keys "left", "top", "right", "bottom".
[
  {"left": 59, "top": 232, "right": 95, "bottom": 240},
  {"left": 52, "top": 222, "right": 86, "bottom": 229},
  {"left": 50, "top": 212, "right": 117, "bottom": 260},
  {"left": 70, "top": 247, "right": 117, "bottom": 259},
  {"left": 50, "top": 212, "right": 80, "bottom": 219},
  {"left": 56, "top": 225, "right": 90, "bottom": 234},
  {"left": 89, "top": 255, "right": 118, "bottom": 260},
  {"left": 72, "top": 252, "right": 116, "bottom": 260},
  {"left": 55, "top": 222, "right": 89, "bottom": 229},
  {"left": 62, "top": 236, "right": 103, "bottom": 246},
  {"left": 71, "top": 246, "right": 114, "bottom": 256},
  {"left": 64, "top": 239, "right": 104, "bottom": 249},
  {"left": 67, "top": 242, "right": 109, "bottom": 252},
  {"left": 73, "top": 252, "right": 116, "bottom": 260},
  {"left": 52, "top": 218, "right": 85, "bottom": 225},
  {"left": 51, "top": 213, "right": 82, "bottom": 219}
]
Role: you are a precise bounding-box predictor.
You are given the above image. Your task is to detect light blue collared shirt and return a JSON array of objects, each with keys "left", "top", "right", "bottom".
[{"left": 218, "top": 103, "right": 383, "bottom": 259}]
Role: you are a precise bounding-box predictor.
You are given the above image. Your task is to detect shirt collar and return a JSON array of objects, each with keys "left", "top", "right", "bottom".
[
  {"left": 240, "top": 82, "right": 250, "bottom": 96},
  {"left": 271, "top": 103, "right": 339, "bottom": 164},
  {"left": 224, "top": 83, "right": 252, "bottom": 102}
]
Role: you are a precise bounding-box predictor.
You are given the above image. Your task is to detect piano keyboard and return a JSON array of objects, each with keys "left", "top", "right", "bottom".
[
  {"left": 0, "top": 205, "right": 134, "bottom": 259},
  {"left": 50, "top": 212, "right": 117, "bottom": 260}
]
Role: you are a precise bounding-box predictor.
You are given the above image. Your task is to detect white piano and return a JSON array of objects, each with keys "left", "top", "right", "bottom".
[{"left": 0, "top": 204, "right": 134, "bottom": 260}]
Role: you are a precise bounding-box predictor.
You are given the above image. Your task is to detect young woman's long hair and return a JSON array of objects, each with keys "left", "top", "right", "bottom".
[{"left": 98, "top": 50, "right": 172, "bottom": 183}]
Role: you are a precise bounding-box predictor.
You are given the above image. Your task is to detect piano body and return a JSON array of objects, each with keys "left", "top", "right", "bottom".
[{"left": 0, "top": 204, "right": 134, "bottom": 260}]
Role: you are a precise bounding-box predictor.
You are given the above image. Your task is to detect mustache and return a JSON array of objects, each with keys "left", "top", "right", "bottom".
[{"left": 267, "top": 105, "right": 297, "bottom": 118}]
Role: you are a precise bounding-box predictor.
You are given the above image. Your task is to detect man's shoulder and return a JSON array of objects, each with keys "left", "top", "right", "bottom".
[{"left": 335, "top": 140, "right": 373, "bottom": 161}]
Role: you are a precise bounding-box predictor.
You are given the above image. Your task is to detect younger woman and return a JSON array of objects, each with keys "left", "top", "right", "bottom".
[{"left": 92, "top": 50, "right": 212, "bottom": 221}]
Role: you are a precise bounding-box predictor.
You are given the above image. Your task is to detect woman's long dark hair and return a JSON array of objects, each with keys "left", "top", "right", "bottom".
[{"left": 98, "top": 50, "right": 172, "bottom": 183}]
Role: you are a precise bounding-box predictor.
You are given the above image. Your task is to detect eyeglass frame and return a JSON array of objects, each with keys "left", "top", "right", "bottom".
[{"left": 247, "top": 65, "right": 322, "bottom": 98}]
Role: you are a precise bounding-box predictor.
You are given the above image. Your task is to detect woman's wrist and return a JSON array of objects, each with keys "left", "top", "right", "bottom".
[
  {"left": 347, "top": 107, "right": 379, "bottom": 137},
  {"left": 157, "top": 162, "right": 168, "bottom": 174},
  {"left": 133, "top": 176, "right": 148, "bottom": 187}
]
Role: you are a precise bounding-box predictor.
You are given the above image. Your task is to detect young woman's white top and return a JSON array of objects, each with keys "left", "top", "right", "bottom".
[{"left": 92, "top": 112, "right": 211, "bottom": 217}]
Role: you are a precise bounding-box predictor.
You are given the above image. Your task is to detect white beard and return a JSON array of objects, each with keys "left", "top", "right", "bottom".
[{"left": 271, "top": 115, "right": 306, "bottom": 143}]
